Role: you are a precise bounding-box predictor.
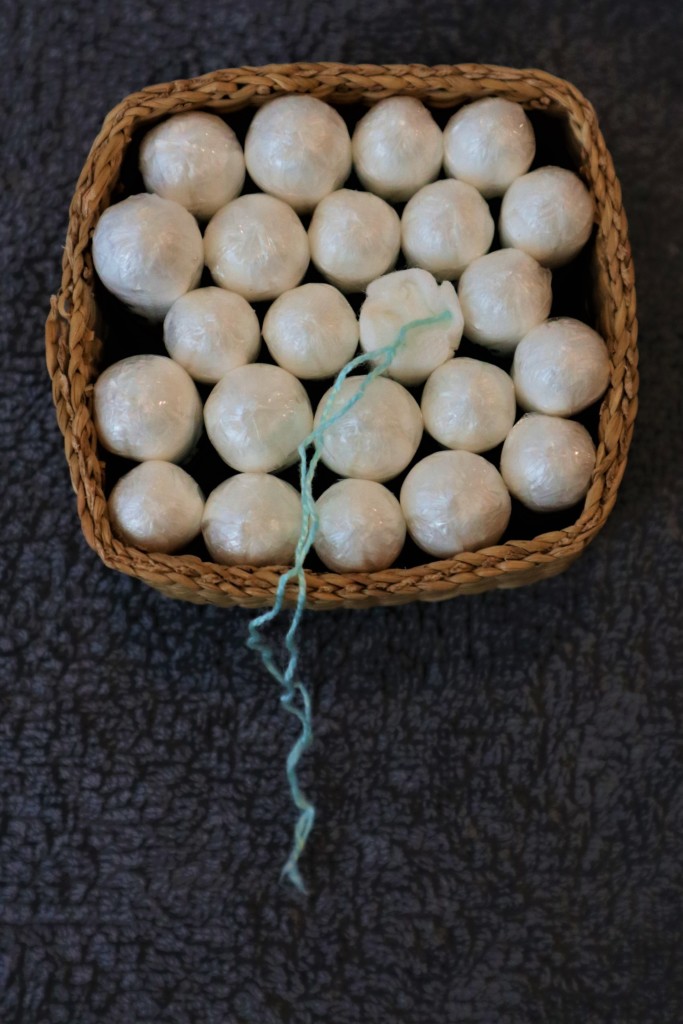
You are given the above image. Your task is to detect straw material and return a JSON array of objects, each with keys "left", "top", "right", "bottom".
[{"left": 45, "top": 62, "right": 638, "bottom": 609}]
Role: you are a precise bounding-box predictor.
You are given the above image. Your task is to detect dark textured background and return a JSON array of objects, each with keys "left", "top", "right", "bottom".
[{"left": 2, "top": 2, "right": 683, "bottom": 1022}]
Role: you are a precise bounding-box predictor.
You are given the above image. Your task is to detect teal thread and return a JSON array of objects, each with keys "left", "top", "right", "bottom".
[{"left": 247, "top": 307, "right": 453, "bottom": 892}]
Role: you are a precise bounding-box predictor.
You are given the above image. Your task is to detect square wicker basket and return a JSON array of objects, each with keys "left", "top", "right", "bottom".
[{"left": 45, "top": 62, "right": 638, "bottom": 609}]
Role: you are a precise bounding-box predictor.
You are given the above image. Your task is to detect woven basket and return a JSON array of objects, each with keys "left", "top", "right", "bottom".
[{"left": 45, "top": 62, "right": 638, "bottom": 609}]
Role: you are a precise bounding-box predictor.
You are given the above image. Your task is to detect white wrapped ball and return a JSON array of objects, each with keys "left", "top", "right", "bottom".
[
  {"left": 94, "top": 355, "right": 202, "bottom": 463},
  {"left": 163, "top": 287, "right": 260, "bottom": 384},
  {"left": 499, "top": 166, "right": 594, "bottom": 268},
  {"left": 314, "top": 376, "right": 422, "bottom": 482},
  {"left": 443, "top": 97, "right": 536, "bottom": 198},
  {"left": 244, "top": 95, "right": 352, "bottom": 213},
  {"left": 308, "top": 189, "right": 401, "bottom": 293},
  {"left": 262, "top": 283, "right": 359, "bottom": 380},
  {"left": 422, "top": 358, "right": 516, "bottom": 453},
  {"left": 501, "top": 414, "right": 596, "bottom": 512},
  {"left": 204, "top": 363, "right": 313, "bottom": 473},
  {"left": 359, "top": 269, "right": 464, "bottom": 386},
  {"left": 202, "top": 473, "right": 302, "bottom": 566},
  {"left": 314, "top": 479, "right": 406, "bottom": 573},
  {"left": 109, "top": 461, "right": 204, "bottom": 553},
  {"left": 400, "top": 450, "right": 511, "bottom": 557},
  {"left": 139, "top": 112, "right": 245, "bottom": 220},
  {"left": 92, "top": 194, "right": 203, "bottom": 320},
  {"left": 458, "top": 248, "right": 552, "bottom": 354},
  {"left": 513, "top": 318, "right": 610, "bottom": 416},
  {"left": 204, "top": 194, "right": 309, "bottom": 301},
  {"left": 352, "top": 97, "right": 443, "bottom": 202},
  {"left": 401, "top": 179, "right": 495, "bottom": 280}
]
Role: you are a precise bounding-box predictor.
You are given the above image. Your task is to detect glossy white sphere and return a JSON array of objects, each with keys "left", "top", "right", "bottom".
[
  {"left": 139, "top": 112, "right": 245, "bottom": 220},
  {"left": 443, "top": 97, "right": 536, "bottom": 198},
  {"left": 401, "top": 179, "right": 495, "bottom": 280},
  {"left": 244, "top": 95, "right": 352, "bottom": 213},
  {"left": 204, "top": 193, "right": 309, "bottom": 301},
  {"left": 92, "top": 194, "right": 203, "bottom": 320},
  {"left": 204, "top": 363, "right": 313, "bottom": 473},
  {"left": 94, "top": 355, "right": 202, "bottom": 463},
  {"left": 163, "top": 287, "right": 260, "bottom": 384},
  {"left": 458, "top": 248, "right": 552, "bottom": 353},
  {"left": 501, "top": 414, "right": 596, "bottom": 512},
  {"left": 308, "top": 189, "right": 401, "bottom": 292},
  {"left": 499, "top": 166, "right": 594, "bottom": 268},
  {"left": 400, "top": 450, "right": 511, "bottom": 557},
  {"left": 359, "top": 268, "right": 463, "bottom": 386},
  {"left": 513, "top": 318, "right": 610, "bottom": 416},
  {"left": 263, "top": 283, "right": 359, "bottom": 379},
  {"left": 422, "top": 357, "right": 516, "bottom": 453},
  {"left": 352, "top": 96, "right": 443, "bottom": 202},
  {"left": 314, "top": 479, "right": 406, "bottom": 572},
  {"left": 315, "top": 376, "right": 422, "bottom": 482},
  {"left": 109, "top": 461, "right": 204, "bottom": 553},
  {"left": 202, "top": 473, "right": 302, "bottom": 566}
]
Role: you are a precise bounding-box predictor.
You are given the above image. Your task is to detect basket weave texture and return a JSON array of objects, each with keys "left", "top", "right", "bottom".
[{"left": 45, "top": 62, "right": 638, "bottom": 609}]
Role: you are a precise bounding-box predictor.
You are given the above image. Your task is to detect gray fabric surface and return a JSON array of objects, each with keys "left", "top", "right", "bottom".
[{"left": 2, "top": 2, "right": 683, "bottom": 1021}]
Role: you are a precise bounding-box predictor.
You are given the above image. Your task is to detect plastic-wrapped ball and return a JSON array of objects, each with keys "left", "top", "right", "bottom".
[
  {"left": 422, "top": 357, "right": 516, "bottom": 453},
  {"left": 513, "top": 318, "right": 610, "bottom": 416},
  {"left": 139, "top": 112, "right": 245, "bottom": 220},
  {"left": 204, "top": 194, "right": 309, "bottom": 301},
  {"left": 314, "top": 479, "right": 406, "bottom": 572},
  {"left": 308, "top": 189, "right": 401, "bottom": 293},
  {"left": 263, "top": 283, "right": 359, "bottom": 380},
  {"left": 94, "top": 355, "right": 202, "bottom": 463},
  {"left": 202, "top": 473, "right": 302, "bottom": 566},
  {"left": 314, "top": 376, "right": 422, "bottom": 482},
  {"left": 501, "top": 414, "right": 596, "bottom": 512},
  {"left": 204, "top": 364, "right": 313, "bottom": 473},
  {"left": 359, "top": 268, "right": 464, "bottom": 386},
  {"left": 108, "top": 461, "right": 204, "bottom": 553},
  {"left": 499, "top": 166, "right": 594, "bottom": 268},
  {"left": 401, "top": 179, "right": 495, "bottom": 280},
  {"left": 163, "top": 287, "right": 260, "bottom": 384},
  {"left": 244, "top": 95, "right": 352, "bottom": 213},
  {"left": 352, "top": 97, "right": 443, "bottom": 202},
  {"left": 92, "top": 194, "right": 203, "bottom": 320},
  {"left": 458, "top": 248, "right": 552, "bottom": 354},
  {"left": 400, "top": 450, "right": 511, "bottom": 558},
  {"left": 443, "top": 97, "right": 536, "bottom": 198}
]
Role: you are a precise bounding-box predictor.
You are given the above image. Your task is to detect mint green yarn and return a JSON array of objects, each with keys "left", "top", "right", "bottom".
[{"left": 247, "top": 308, "right": 453, "bottom": 892}]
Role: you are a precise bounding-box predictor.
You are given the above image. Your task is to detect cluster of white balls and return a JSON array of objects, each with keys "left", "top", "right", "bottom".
[{"left": 93, "top": 95, "right": 609, "bottom": 572}]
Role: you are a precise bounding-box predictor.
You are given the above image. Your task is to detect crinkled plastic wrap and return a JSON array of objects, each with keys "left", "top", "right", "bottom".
[
  {"left": 314, "top": 376, "right": 422, "bottom": 482},
  {"left": 500, "top": 166, "right": 594, "bottom": 268},
  {"left": 109, "top": 461, "right": 205, "bottom": 553},
  {"left": 400, "top": 450, "right": 511, "bottom": 558},
  {"left": 94, "top": 355, "right": 203, "bottom": 462},
  {"left": 308, "top": 189, "right": 401, "bottom": 293},
  {"left": 92, "top": 194, "right": 203, "bottom": 320},
  {"left": 139, "top": 111, "right": 245, "bottom": 221},
  {"left": 359, "top": 268, "right": 464, "bottom": 386},
  {"left": 202, "top": 473, "right": 302, "bottom": 566},
  {"left": 245, "top": 95, "right": 352, "bottom": 213},
  {"left": 513, "top": 318, "right": 610, "bottom": 416},
  {"left": 263, "top": 283, "right": 359, "bottom": 379},
  {"left": 204, "top": 363, "right": 313, "bottom": 473},
  {"left": 501, "top": 413, "right": 596, "bottom": 512},
  {"left": 204, "top": 193, "right": 309, "bottom": 301},
  {"left": 458, "top": 248, "right": 552, "bottom": 353},
  {"left": 422, "top": 357, "right": 516, "bottom": 453},
  {"left": 352, "top": 96, "right": 443, "bottom": 202},
  {"left": 163, "top": 286, "right": 260, "bottom": 384},
  {"left": 401, "top": 179, "right": 495, "bottom": 280},
  {"left": 314, "top": 479, "right": 406, "bottom": 572},
  {"left": 443, "top": 97, "right": 536, "bottom": 198}
]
